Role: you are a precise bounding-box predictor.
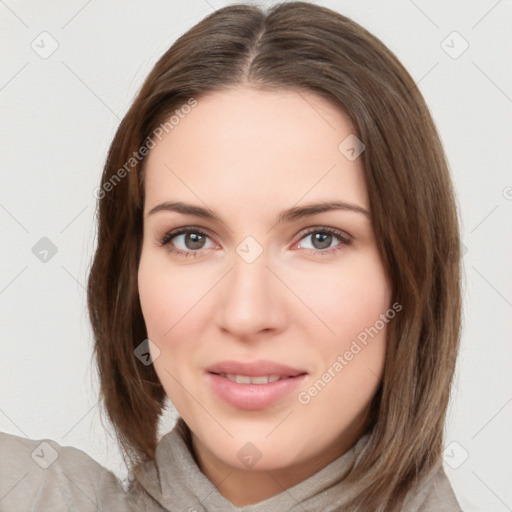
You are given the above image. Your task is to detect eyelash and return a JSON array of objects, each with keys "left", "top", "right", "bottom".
[{"left": 158, "top": 226, "right": 352, "bottom": 258}]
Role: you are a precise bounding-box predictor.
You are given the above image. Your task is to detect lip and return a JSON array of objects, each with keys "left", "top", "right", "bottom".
[
  {"left": 205, "top": 360, "right": 308, "bottom": 410},
  {"left": 205, "top": 359, "right": 307, "bottom": 377}
]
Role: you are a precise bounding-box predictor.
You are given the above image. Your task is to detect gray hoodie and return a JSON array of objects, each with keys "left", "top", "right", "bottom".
[{"left": 0, "top": 417, "right": 462, "bottom": 511}]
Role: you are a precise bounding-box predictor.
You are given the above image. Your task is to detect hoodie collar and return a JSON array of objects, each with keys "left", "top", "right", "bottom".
[{"left": 133, "top": 417, "right": 370, "bottom": 512}]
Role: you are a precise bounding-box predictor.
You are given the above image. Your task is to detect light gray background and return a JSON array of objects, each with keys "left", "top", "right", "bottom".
[{"left": 1, "top": 1, "right": 511, "bottom": 510}]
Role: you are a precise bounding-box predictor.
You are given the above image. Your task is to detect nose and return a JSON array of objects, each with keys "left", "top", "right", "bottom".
[{"left": 214, "top": 250, "right": 288, "bottom": 341}]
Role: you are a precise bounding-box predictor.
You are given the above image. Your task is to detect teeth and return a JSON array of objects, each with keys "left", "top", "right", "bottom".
[{"left": 219, "top": 373, "right": 285, "bottom": 384}]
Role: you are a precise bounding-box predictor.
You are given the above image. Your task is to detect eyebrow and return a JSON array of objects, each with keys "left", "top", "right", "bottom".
[{"left": 147, "top": 200, "right": 370, "bottom": 224}]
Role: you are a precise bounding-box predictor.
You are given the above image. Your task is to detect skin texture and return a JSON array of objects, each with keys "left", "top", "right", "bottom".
[{"left": 138, "top": 87, "right": 391, "bottom": 506}]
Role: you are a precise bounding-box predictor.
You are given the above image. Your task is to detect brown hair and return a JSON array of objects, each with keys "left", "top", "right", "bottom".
[{"left": 87, "top": 2, "right": 461, "bottom": 510}]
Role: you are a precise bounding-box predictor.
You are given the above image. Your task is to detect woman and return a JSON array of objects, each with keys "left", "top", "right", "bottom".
[{"left": 0, "top": 2, "right": 462, "bottom": 510}]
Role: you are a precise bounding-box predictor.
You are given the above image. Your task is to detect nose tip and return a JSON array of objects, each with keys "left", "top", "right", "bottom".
[{"left": 214, "top": 250, "right": 287, "bottom": 340}]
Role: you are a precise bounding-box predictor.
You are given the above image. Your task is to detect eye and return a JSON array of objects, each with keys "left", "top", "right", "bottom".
[
  {"left": 295, "top": 227, "right": 351, "bottom": 255},
  {"left": 159, "top": 227, "right": 216, "bottom": 257},
  {"left": 158, "top": 225, "right": 352, "bottom": 258}
]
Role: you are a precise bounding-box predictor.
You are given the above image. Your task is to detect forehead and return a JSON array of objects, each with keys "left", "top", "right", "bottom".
[{"left": 143, "top": 87, "right": 368, "bottom": 214}]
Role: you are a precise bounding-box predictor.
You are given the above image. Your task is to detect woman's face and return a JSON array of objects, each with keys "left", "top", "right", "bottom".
[{"left": 138, "top": 87, "right": 391, "bottom": 482}]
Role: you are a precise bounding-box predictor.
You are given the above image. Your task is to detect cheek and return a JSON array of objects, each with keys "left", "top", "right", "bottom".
[
  {"left": 293, "top": 256, "right": 390, "bottom": 422},
  {"left": 137, "top": 255, "right": 198, "bottom": 405},
  {"left": 137, "top": 264, "right": 170, "bottom": 339},
  {"left": 137, "top": 253, "right": 208, "bottom": 340},
  {"left": 137, "top": 252, "right": 218, "bottom": 400},
  {"left": 290, "top": 252, "right": 391, "bottom": 347}
]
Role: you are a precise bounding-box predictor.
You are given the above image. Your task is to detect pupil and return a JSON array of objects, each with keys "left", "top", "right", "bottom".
[
  {"left": 312, "top": 233, "right": 332, "bottom": 250},
  {"left": 185, "top": 233, "right": 205, "bottom": 250}
]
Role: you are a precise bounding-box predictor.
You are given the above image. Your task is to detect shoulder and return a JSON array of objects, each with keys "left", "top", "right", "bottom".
[
  {"left": 0, "top": 431, "right": 135, "bottom": 512},
  {"left": 404, "top": 463, "right": 463, "bottom": 511}
]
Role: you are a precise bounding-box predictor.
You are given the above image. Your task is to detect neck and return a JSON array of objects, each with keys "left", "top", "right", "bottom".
[{"left": 189, "top": 420, "right": 366, "bottom": 506}]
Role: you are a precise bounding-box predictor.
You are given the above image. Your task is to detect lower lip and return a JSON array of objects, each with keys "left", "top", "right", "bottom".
[{"left": 206, "top": 373, "right": 307, "bottom": 410}]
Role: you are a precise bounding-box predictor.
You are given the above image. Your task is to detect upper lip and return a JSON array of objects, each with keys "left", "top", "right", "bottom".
[{"left": 206, "top": 360, "right": 308, "bottom": 377}]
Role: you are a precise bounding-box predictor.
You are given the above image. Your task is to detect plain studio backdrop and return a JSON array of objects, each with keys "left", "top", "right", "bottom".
[{"left": 1, "top": 1, "right": 511, "bottom": 510}]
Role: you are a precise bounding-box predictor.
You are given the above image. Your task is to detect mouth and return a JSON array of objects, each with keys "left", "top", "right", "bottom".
[
  {"left": 209, "top": 372, "right": 305, "bottom": 384},
  {"left": 206, "top": 359, "right": 307, "bottom": 379},
  {"left": 205, "top": 360, "right": 308, "bottom": 410}
]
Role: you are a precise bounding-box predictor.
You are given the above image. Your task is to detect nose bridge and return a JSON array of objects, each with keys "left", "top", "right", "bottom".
[{"left": 215, "top": 241, "right": 287, "bottom": 337}]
